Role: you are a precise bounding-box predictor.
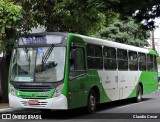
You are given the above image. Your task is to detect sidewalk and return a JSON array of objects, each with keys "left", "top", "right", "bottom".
[
  {"left": 0, "top": 103, "right": 12, "bottom": 113},
  {"left": 0, "top": 103, "right": 24, "bottom": 113},
  {"left": 0, "top": 103, "right": 10, "bottom": 109}
]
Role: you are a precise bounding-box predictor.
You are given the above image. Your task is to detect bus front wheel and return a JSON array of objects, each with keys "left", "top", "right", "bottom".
[
  {"left": 136, "top": 85, "right": 142, "bottom": 102},
  {"left": 87, "top": 90, "right": 96, "bottom": 113}
]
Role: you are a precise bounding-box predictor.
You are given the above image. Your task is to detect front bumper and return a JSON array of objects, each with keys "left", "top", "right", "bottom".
[{"left": 9, "top": 93, "right": 68, "bottom": 110}]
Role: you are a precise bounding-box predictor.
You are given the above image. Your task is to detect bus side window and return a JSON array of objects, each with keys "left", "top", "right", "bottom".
[
  {"left": 138, "top": 53, "right": 146, "bottom": 71},
  {"left": 69, "top": 47, "right": 85, "bottom": 79},
  {"left": 147, "top": 54, "right": 154, "bottom": 71},
  {"left": 129, "top": 51, "right": 138, "bottom": 70},
  {"left": 117, "top": 49, "right": 128, "bottom": 70},
  {"left": 103, "top": 46, "right": 117, "bottom": 70},
  {"left": 87, "top": 44, "right": 103, "bottom": 69},
  {"left": 70, "top": 47, "right": 85, "bottom": 70},
  {"left": 154, "top": 55, "right": 157, "bottom": 71}
]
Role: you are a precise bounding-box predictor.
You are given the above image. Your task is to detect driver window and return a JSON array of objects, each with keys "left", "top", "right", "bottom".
[
  {"left": 70, "top": 47, "right": 85, "bottom": 71},
  {"left": 69, "top": 47, "right": 85, "bottom": 80}
]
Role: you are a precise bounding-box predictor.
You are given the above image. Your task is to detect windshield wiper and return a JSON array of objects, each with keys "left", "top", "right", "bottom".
[
  {"left": 42, "top": 45, "right": 54, "bottom": 64},
  {"left": 41, "top": 45, "right": 57, "bottom": 71}
]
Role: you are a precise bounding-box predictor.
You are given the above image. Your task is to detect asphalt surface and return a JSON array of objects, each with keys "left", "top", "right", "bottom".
[{"left": 1, "top": 90, "right": 160, "bottom": 122}]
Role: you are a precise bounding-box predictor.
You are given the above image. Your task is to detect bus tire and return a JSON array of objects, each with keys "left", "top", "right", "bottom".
[
  {"left": 136, "top": 85, "right": 142, "bottom": 102},
  {"left": 87, "top": 90, "right": 96, "bottom": 114}
]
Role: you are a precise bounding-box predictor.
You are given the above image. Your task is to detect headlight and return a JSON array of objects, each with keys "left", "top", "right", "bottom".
[
  {"left": 10, "top": 84, "right": 16, "bottom": 96},
  {"left": 53, "top": 83, "right": 63, "bottom": 97}
]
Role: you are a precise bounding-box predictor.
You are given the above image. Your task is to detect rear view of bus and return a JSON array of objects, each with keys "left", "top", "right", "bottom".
[{"left": 9, "top": 32, "right": 68, "bottom": 110}]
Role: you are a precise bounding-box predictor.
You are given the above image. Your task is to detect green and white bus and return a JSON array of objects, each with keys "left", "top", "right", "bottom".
[{"left": 9, "top": 32, "right": 158, "bottom": 113}]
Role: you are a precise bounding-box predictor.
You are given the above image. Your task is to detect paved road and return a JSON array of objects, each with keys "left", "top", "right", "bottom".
[{"left": 1, "top": 90, "right": 160, "bottom": 122}]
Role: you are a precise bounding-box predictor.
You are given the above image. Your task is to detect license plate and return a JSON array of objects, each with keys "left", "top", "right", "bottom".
[{"left": 28, "top": 100, "right": 39, "bottom": 105}]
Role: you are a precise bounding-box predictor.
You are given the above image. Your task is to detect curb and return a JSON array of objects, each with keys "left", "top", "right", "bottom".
[
  {"left": 0, "top": 108, "right": 25, "bottom": 113},
  {"left": 0, "top": 108, "right": 40, "bottom": 114}
]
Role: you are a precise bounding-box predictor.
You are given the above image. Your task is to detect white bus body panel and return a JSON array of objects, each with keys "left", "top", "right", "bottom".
[{"left": 98, "top": 70, "right": 142, "bottom": 101}]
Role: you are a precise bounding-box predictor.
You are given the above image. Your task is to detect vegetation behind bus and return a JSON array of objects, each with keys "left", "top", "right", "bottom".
[
  {"left": 1, "top": 0, "right": 160, "bottom": 102},
  {"left": 94, "top": 17, "right": 150, "bottom": 47}
]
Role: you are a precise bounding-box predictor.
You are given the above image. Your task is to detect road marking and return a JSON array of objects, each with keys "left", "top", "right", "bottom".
[
  {"left": 115, "top": 102, "right": 142, "bottom": 109},
  {"left": 151, "top": 90, "right": 160, "bottom": 94}
]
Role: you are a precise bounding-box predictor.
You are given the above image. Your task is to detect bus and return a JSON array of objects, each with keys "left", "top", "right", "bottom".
[{"left": 9, "top": 32, "right": 158, "bottom": 113}]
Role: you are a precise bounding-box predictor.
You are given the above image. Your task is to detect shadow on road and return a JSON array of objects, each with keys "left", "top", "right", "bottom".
[
  {"left": 96, "top": 97, "right": 152, "bottom": 112},
  {"left": 41, "top": 97, "right": 153, "bottom": 119},
  {"left": 41, "top": 108, "right": 90, "bottom": 119}
]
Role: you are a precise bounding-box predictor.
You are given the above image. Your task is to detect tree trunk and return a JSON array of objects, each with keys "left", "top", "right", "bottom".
[
  {"left": 0, "top": 55, "right": 11, "bottom": 103},
  {"left": 0, "top": 28, "right": 14, "bottom": 103}
]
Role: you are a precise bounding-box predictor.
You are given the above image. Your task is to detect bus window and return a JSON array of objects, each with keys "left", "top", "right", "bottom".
[
  {"left": 103, "top": 46, "right": 117, "bottom": 70},
  {"left": 129, "top": 51, "right": 138, "bottom": 70},
  {"left": 69, "top": 47, "right": 85, "bottom": 79},
  {"left": 117, "top": 49, "right": 128, "bottom": 70},
  {"left": 70, "top": 47, "right": 85, "bottom": 71},
  {"left": 87, "top": 44, "right": 103, "bottom": 69},
  {"left": 138, "top": 53, "right": 146, "bottom": 71},
  {"left": 147, "top": 54, "right": 154, "bottom": 71},
  {"left": 154, "top": 55, "right": 157, "bottom": 71}
]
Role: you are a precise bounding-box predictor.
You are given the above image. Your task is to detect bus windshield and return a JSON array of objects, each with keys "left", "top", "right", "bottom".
[{"left": 11, "top": 46, "right": 66, "bottom": 82}]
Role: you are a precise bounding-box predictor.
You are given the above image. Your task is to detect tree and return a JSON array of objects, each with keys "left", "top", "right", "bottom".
[
  {"left": 14, "top": 0, "right": 160, "bottom": 32},
  {"left": 94, "top": 17, "right": 150, "bottom": 47},
  {"left": 0, "top": 0, "right": 22, "bottom": 53},
  {"left": 0, "top": 0, "right": 22, "bottom": 102},
  {"left": 105, "top": 0, "right": 160, "bottom": 30},
  {"left": 15, "top": 0, "right": 106, "bottom": 35}
]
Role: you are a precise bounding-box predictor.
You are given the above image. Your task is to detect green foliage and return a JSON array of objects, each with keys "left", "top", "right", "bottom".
[
  {"left": 1, "top": 0, "right": 160, "bottom": 54},
  {"left": 0, "top": 0, "right": 22, "bottom": 53},
  {"left": 17, "top": 0, "right": 106, "bottom": 35},
  {"left": 0, "top": 0, "right": 22, "bottom": 33},
  {"left": 106, "top": 0, "right": 160, "bottom": 30},
  {"left": 94, "top": 17, "right": 150, "bottom": 47}
]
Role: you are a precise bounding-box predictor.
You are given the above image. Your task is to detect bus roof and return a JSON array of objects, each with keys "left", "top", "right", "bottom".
[
  {"left": 23, "top": 32, "right": 156, "bottom": 55},
  {"left": 73, "top": 33, "right": 156, "bottom": 55},
  {"left": 24, "top": 32, "right": 68, "bottom": 37}
]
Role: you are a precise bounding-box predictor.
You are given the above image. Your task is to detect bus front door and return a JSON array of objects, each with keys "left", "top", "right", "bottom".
[{"left": 68, "top": 46, "right": 87, "bottom": 109}]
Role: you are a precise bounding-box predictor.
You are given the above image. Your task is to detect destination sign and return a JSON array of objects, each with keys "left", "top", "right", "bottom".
[{"left": 18, "top": 35, "right": 63, "bottom": 45}]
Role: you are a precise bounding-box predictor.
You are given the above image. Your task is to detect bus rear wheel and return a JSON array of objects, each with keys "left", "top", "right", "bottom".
[
  {"left": 136, "top": 85, "right": 142, "bottom": 102},
  {"left": 87, "top": 90, "right": 96, "bottom": 113}
]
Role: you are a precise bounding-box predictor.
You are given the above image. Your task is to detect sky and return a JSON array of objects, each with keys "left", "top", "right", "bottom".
[{"left": 154, "top": 18, "right": 160, "bottom": 38}]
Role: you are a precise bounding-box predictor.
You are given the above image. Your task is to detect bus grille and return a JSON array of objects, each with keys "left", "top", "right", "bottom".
[{"left": 16, "top": 85, "right": 52, "bottom": 92}]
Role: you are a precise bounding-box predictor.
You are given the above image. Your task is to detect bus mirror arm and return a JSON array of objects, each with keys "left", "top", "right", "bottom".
[
  {"left": 71, "top": 42, "right": 74, "bottom": 49},
  {"left": 70, "top": 42, "right": 74, "bottom": 60},
  {"left": 70, "top": 50, "right": 76, "bottom": 60}
]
